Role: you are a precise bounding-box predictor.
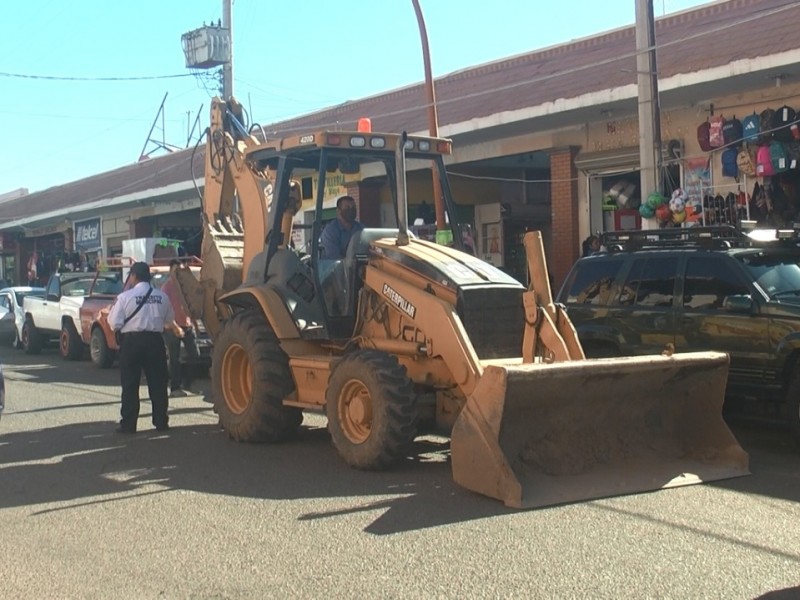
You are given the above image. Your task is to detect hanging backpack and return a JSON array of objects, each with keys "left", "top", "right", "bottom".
[
  {"left": 722, "top": 116, "right": 743, "bottom": 147},
  {"left": 759, "top": 108, "right": 776, "bottom": 143},
  {"left": 721, "top": 147, "right": 739, "bottom": 179},
  {"left": 770, "top": 105, "right": 797, "bottom": 143},
  {"left": 756, "top": 144, "right": 775, "bottom": 176},
  {"left": 786, "top": 142, "right": 800, "bottom": 170},
  {"left": 697, "top": 120, "right": 712, "bottom": 152},
  {"left": 736, "top": 147, "right": 757, "bottom": 177},
  {"left": 742, "top": 112, "right": 761, "bottom": 143},
  {"left": 770, "top": 140, "right": 788, "bottom": 173},
  {"left": 709, "top": 115, "right": 726, "bottom": 148}
]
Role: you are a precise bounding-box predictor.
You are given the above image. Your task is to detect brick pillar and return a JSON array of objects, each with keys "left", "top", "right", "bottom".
[
  {"left": 347, "top": 181, "right": 381, "bottom": 227},
  {"left": 549, "top": 147, "right": 580, "bottom": 290}
]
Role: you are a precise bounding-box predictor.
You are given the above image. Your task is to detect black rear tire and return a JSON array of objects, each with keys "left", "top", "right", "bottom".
[
  {"left": 90, "top": 327, "right": 115, "bottom": 368},
  {"left": 326, "top": 349, "right": 418, "bottom": 470},
  {"left": 212, "top": 310, "right": 302, "bottom": 442},
  {"left": 22, "top": 320, "right": 42, "bottom": 355}
]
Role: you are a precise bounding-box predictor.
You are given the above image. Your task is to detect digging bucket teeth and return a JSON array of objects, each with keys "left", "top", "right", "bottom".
[{"left": 451, "top": 351, "right": 749, "bottom": 509}]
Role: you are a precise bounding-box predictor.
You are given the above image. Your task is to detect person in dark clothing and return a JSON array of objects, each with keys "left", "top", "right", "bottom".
[
  {"left": 320, "top": 195, "right": 364, "bottom": 259},
  {"left": 107, "top": 262, "right": 176, "bottom": 433},
  {"left": 161, "top": 259, "right": 199, "bottom": 397},
  {"left": 582, "top": 235, "right": 601, "bottom": 257}
]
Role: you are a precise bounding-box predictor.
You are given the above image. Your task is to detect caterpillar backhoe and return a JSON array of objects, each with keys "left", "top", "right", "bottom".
[{"left": 176, "top": 97, "right": 749, "bottom": 508}]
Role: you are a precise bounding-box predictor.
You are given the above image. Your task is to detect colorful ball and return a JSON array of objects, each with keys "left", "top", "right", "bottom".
[
  {"left": 672, "top": 210, "right": 687, "bottom": 224},
  {"left": 669, "top": 195, "right": 685, "bottom": 214},
  {"left": 647, "top": 192, "right": 666, "bottom": 209},
  {"left": 655, "top": 204, "right": 672, "bottom": 223},
  {"left": 639, "top": 203, "right": 655, "bottom": 219}
]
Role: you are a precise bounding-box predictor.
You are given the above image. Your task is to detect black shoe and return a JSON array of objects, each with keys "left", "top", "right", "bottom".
[
  {"left": 115, "top": 426, "right": 136, "bottom": 434},
  {"left": 155, "top": 424, "right": 170, "bottom": 432}
]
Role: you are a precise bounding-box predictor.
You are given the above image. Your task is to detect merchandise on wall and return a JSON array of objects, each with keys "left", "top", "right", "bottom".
[{"left": 693, "top": 102, "right": 800, "bottom": 228}]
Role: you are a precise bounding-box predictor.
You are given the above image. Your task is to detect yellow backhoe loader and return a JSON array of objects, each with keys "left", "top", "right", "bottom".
[{"left": 177, "top": 97, "right": 749, "bottom": 508}]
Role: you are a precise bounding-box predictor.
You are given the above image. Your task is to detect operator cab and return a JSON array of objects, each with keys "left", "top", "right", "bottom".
[{"left": 253, "top": 131, "right": 466, "bottom": 340}]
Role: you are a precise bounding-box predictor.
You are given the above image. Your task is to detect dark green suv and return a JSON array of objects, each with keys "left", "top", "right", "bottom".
[{"left": 557, "top": 226, "right": 800, "bottom": 441}]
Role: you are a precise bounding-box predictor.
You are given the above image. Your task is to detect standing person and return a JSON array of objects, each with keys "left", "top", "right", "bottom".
[
  {"left": 582, "top": 235, "right": 601, "bottom": 257},
  {"left": 320, "top": 195, "right": 364, "bottom": 259},
  {"left": 161, "top": 259, "right": 199, "bottom": 397},
  {"left": 108, "top": 262, "right": 175, "bottom": 433}
]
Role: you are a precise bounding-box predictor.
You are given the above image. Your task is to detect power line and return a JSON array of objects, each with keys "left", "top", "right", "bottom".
[{"left": 0, "top": 71, "right": 195, "bottom": 82}]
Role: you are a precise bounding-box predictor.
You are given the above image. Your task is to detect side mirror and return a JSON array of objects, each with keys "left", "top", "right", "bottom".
[{"left": 722, "top": 294, "right": 754, "bottom": 314}]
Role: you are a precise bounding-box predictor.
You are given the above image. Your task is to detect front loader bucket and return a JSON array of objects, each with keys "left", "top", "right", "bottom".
[
  {"left": 201, "top": 217, "right": 244, "bottom": 293},
  {"left": 451, "top": 352, "right": 749, "bottom": 509}
]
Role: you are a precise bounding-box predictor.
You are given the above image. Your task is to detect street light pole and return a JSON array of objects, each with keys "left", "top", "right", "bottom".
[
  {"left": 636, "top": 0, "right": 662, "bottom": 224},
  {"left": 411, "top": 0, "right": 446, "bottom": 233}
]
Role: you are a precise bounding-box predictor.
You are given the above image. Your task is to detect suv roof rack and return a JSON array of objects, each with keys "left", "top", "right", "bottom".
[
  {"left": 601, "top": 223, "right": 800, "bottom": 253},
  {"left": 601, "top": 225, "right": 743, "bottom": 252}
]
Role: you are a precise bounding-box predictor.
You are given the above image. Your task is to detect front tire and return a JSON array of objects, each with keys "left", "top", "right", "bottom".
[
  {"left": 90, "top": 327, "right": 115, "bottom": 368},
  {"left": 212, "top": 310, "right": 302, "bottom": 442},
  {"left": 22, "top": 320, "right": 42, "bottom": 355},
  {"left": 326, "top": 349, "right": 418, "bottom": 470},
  {"left": 60, "top": 321, "right": 84, "bottom": 360}
]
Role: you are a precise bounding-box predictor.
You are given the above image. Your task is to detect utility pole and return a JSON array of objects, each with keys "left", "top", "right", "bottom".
[
  {"left": 635, "top": 0, "right": 662, "bottom": 224},
  {"left": 222, "top": 0, "right": 234, "bottom": 99}
]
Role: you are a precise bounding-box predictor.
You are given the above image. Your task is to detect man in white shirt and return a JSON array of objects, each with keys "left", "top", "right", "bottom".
[{"left": 108, "top": 262, "right": 175, "bottom": 433}]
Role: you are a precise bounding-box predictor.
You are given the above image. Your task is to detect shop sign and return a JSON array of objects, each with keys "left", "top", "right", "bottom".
[
  {"left": 74, "top": 217, "right": 102, "bottom": 251},
  {"left": 25, "top": 222, "right": 70, "bottom": 238}
]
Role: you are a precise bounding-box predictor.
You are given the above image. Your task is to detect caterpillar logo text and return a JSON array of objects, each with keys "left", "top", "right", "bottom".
[{"left": 382, "top": 283, "right": 416, "bottom": 319}]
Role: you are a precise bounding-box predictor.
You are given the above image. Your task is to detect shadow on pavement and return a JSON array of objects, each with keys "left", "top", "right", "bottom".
[{"left": 0, "top": 416, "right": 511, "bottom": 535}]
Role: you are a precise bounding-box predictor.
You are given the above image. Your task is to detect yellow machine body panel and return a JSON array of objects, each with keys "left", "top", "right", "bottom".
[{"left": 181, "top": 97, "right": 748, "bottom": 509}]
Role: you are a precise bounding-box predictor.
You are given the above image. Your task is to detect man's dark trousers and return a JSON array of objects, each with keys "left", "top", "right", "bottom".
[{"left": 118, "top": 331, "right": 169, "bottom": 430}]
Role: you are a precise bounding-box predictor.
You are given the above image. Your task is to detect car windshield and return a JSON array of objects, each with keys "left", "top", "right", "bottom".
[
  {"left": 14, "top": 289, "right": 44, "bottom": 305},
  {"left": 737, "top": 252, "right": 800, "bottom": 299},
  {"left": 93, "top": 274, "right": 123, "bottom": 295}
]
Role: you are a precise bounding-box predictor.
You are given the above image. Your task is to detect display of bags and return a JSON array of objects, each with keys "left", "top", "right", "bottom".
[
  {"left": 736, "top": 147, "right": 757, "bottom": 177},
  {"left": 697, "top": 120, "right": 712, "bottom": 152},
  {"left": 756, "top": 144, "right": 775, "bottom": 176},
  {"left": 769, "top": 140, "right": 788, "bottom": 173},
  {"left": 721, "top": 147, "right": 739, "bottom": 178},
  {"left": 742, "top": 112, "right": 761, "bottom": 143},
  {"left": 709, "top": 115, "right": 726, "bottom": 148},
  {"left": 770, "top": 105, "right": 797, "bottom": 142},
  {"left": 722, "top": 116, "right": 743, "bottom": 146}
]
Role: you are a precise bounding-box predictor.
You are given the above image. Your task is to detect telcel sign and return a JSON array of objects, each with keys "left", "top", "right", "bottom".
[{"left": 74, "top": 218, "right": 101, "bottom": 251}]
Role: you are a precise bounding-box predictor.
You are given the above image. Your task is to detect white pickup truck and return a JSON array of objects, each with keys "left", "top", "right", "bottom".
[{"left": 21, "top": 271, "right": 122, "bottom": 359}]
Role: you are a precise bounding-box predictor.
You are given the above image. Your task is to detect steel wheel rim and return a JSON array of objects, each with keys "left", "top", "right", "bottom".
[
  {"left": 21, "top": 326, "right": 29, "bottom": 347},
  {"left": 60, "top": 330, "right": 69, "bottom": 355},
  {"left": 221, "top": 343, "right": 252, "bottom": 415},
  {"left": 90, "top": 334, "right": 100, "bottom": 361},
  {"left": 338, "top": 378, "right": 372, "bottom": 444}
]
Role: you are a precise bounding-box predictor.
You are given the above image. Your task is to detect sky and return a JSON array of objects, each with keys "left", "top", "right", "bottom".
[{"left": 1, "top": 0, "right": 711, "bottom": 194}]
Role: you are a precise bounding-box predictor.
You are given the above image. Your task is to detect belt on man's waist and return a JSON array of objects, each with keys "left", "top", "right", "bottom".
[{"left": 120, "top": 330, "right": 162, "bottom": 336}]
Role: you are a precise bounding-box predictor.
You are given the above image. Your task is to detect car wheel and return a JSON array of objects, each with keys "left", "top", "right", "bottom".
[
  {"left": 90, "top": 327, "right": 115, "bottom": 368},
  {"left": 22, "top": 320, "right": 43, "bottom": 355}
]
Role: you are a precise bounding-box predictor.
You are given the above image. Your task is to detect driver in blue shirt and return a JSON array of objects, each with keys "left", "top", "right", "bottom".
[{"left": 320, "top": 195, "right": 364, "bottom": 259}]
